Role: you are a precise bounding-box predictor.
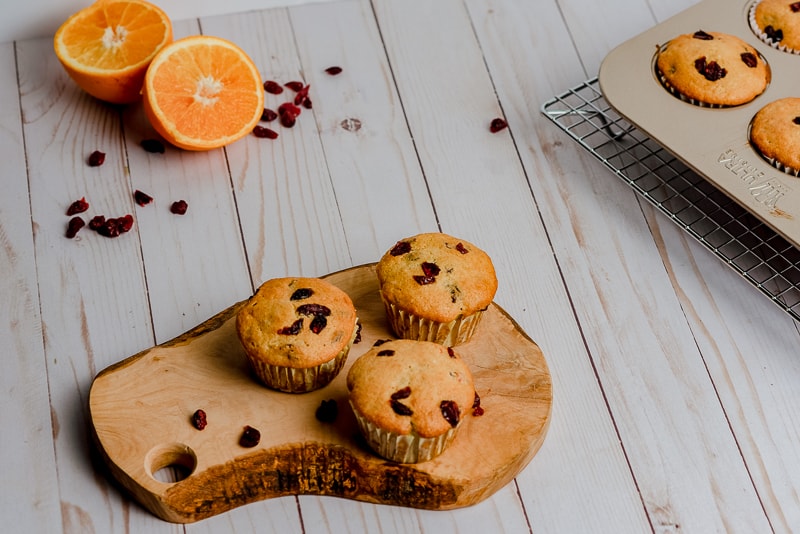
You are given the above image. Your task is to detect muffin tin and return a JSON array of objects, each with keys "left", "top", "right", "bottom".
[{"left": 599, "top": 0, "right": 800, "bottom": 249}]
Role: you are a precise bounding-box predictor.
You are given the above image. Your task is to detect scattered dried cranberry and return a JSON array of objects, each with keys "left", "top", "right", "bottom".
[
  {"left": 277, "top": 318, "right": 303, "bottom": 335},
  {"left": 472, "top": 391, "right": 484, "bottom": 416},
  {"left": 134, "top": 190, "right": 153, "bottom": 206},
  {"left": 447, "top": 347, "right": 456, "bottom": 358},
  {"left": 420, "top": 262, "right": 440, "bottom": 278},
  {"left": 88, "top": 150, "right": 106, "bottom": 167},
  {"left": 66, "top": 216, "right": 85, "bottom": 238},
  {"left": 414, "top": 274, "right": 437, "bottom": 285},
  {"left": 309, "top": 314, "right": 327, "bottom": 334},
  {"left": 170, "top": 200, "right": 188, "bottom": 215},
  {"left": 440, "top": 400, "right": 460, "bottom": 427},
  {"left": 377, "top": 349, "right": 395, "bottom": 357},
  {"left": 261, "top": 108, "right": 278, "bottom": 122},
  {"left": 391, "top": 387, "right": 411, "bottom": 400},
  {"left": 325, "top": 66, "right": 343, "bottom": 75},
  {"left": 278, "top": 102, "right": 302, "bottom": 128},
  {"left": 96, "top": 215, "right": 134, "bottom": 238},
  {"left": 263, "top": 80, "right": 284, "bottom": 94},
  {"left": 301, "top": 97, "right": 312, "bottom": 109},
  {"left": 315, "top": 399, "right": 338, "bottom": 423},
  {"left": 141, "top": 139, "right": 165, "bottom": 153},
  {"left": 455, "top": 242, "right": 469, "bottom": 254},
  {"left": 296, "top": 303, "right": 331, "bottom": 317},
  {"left": 741, "top": 52, "right": 758, "bottom": 68},
  {"left": 239, "top": 425, "right": 261, "bottom": 448},
  {"left": 280, "top": 114, "right": 296, "bottom": 128},
  {"left": 765, "top": 25, "right": 783, "bottom": 42},
  {"left": 373, "top": 339, "right": 389, "bottom": 346},
  {"left": 290, "top": 288, "right": 314, "bottom": 300},
  {"left": 192, "top": 409, "right": 207, "bottom": 430},
  {"left": 792, "top": 2, "right": 800, "bottom": 12},
  {"left": 489, "top": 118, "right": 508, "bottom": 133},
  {"left": 117, "top": 214, "right": 134, "bottom": 233},
  {"left": 293, "top": 84, "right": 311, "bottom": 106},
  {"left": 794, "top": 117, "right": 800, "bottom": 125},
  {"left": 66, "top": 197, "right": 89, "bottom": 216},
  {"left": 284, "top": 81, "right": 304, "bottom": 92},
  {"left": 253, "top": 125, "right": 279, "bottom": 139},
  {"left": 692, "top": 30, "right": 714, "bottom": 40},
  {"left": 694, "top": 57, "right": 726, "bottom": 81},
  {"left": 390, "top": 240, "right": 411, "bottom": 256},
  {"left": 98, "top": 218, "right": 120, "bottom": 238},
  {"left": 390, "top": 387, "right": 413, "bottom": 416},
  {"left": 88, "top": 215, "right": 105, "bottom": 230}
]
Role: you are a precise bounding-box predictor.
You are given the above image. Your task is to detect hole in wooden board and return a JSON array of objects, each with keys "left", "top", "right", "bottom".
[{"left": 145, "top": 443, "right": 197, "bottom": 483}]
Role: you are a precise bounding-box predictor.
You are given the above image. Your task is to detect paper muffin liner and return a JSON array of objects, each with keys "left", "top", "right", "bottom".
[
  {"left": 247, "top": 321, "right": 358, "bottom": 393},
  {"left": 350, "top": 402, "right": 459, "bottom": 463},
  {"left": 752, "top": 151, "right": 800, "bottom": 177},
  {"left": 382, "top": 300, "right": 484, "bottom": 347},
  {"left": 749, "top": 2, "right": 800, "bottom": 55}
]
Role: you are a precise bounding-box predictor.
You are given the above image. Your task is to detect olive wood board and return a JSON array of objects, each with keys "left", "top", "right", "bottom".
[
  {"left": 88, "top": 263, "right": 552, "bottom": 523},
  {"left": 599, "top": 0, "right": 800, "bottom": 249}
]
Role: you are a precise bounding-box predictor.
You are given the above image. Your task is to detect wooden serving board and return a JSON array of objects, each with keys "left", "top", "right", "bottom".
[{"left": 89, "top": 264, "right": 552, "bottom": 523}]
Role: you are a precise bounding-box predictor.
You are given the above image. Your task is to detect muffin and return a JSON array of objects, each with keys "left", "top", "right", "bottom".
[
  {"left": 376, "top": 232, "right": 497, "bottom": 346},
  {"left": 346, "top": 339, "right": 476, "bottom": 463},
  {"left": 236, "top": 277, "right": 359, "bottom": 393},
  {"left": 655, "top": 30, "right": 770, "bottom": 107},
  {"left": 750, "top": 0, "right": 800, "bottom": 54},
  {"left": 750, "top": 97, "right": 800, "bottom": 175}
]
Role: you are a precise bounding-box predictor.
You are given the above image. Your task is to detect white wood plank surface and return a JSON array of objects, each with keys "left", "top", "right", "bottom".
[{"left": 4, "top": 0, "right": 800, "bottom": 532}]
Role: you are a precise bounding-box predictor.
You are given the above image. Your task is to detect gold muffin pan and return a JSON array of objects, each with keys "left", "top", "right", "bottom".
[{"left": 599, "top": 0, "right": 800, "bottom": 249}]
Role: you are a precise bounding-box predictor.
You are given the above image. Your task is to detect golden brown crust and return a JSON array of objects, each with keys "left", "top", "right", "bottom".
[
  {"left": 753, "top": 0, "right": 800, "bottom": 51},
  {"left": 751, "top": 97, "right": 800, "bottom": 173},
  {"left": 346, "top": 339, "right": 475, "bottom": 439},
  {"left": 376, "top": 233, "right": 497, "bottom": 324},
  {"left": 236, "top": 277, "right": 358, "bottom": 369},
  {"left": 656, "top": 30, "right": 769, "bottom": 106}
]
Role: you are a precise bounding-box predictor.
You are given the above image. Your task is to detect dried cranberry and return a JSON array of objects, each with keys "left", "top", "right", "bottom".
[
  {"left": 134, "top": 190, "right": 153, "bottom": 206},
  {"left": 692, "top": 30, "right": 714, "bottom": 40},
  {"left": 325, "top": 66, "right": 343, "bottom": 75},
  {"left": 373, "top": 339, "right": 389, "bottom": 346},
  {"left": 96, "top": 215, "right": 134, "bottom": 238},
  {"left": 794, "top": 117, "right": 800, "bottom": 125},
  {"left": 284, "top": 81, "right": 304, "bottom": 92},
  {"left": 277, "top": 318, "right": 303, "bottom": 335},
  {"left": 489, "top": 118, "right": 508, "bottom": 133},
  {"left": 278, "top": 102, "right": 301, "bottom": 128},
  {"left": 472, "top": 391, "right": 484, "bottom": 416},
  {"left": 301, "top": 97, "right": 312, "bottom": 109},
  {"left": 117, "top": 214, "right": 134, "bottom": 233},
  {"left": 390, "top": 240, "right": 411, "bottom": 256},
  {"left": 66, "top": 197, "right": 89, "bottom": 216},
  {"left": 447, "top": 347, "right": 456, "bottom": 358},
  {"left": 391, "top": 400, "right": 413, "bottom": 416},
  {"left": 192, "top": 409, "right": 207, "bottom": 430},
  {"left": 377, "top": 349, "right": 395, "bottom": 357},
  {"left": 413, "top": 274, "right": 437, "bottom": 285},
  {"left": 253, "top": 125, "right": 278, "bottom": 139},
  {"left": 391, "top": 387, "right": 411, "bottom": 400},
  {"left": 420, "top": 262, "right": 440, "bottom": 277},
  {"left": 455, "top": 242, "right": 468, "bottom": 254},
  {"left": 315, "top": 399, "right": 338, "bottom": 423},
  {"left": 296, "top": 303, "right": 331, "bottom": 317},
  {"left": 280, "top": 114, "right": 296, "bottom": 128},
  {"left": 290, "top": 288, "right": 314, "bottom": 300},
  {"left": 98, "top": 218, "right": 120, "bottom": 238},
  {"left": 88, "top": 150, "right": 106, "bottom": 167},
  {"left": 88, "top": 215, "right": 105, "bottom": 230},
  {"left": 141, "top": 139, "right": 165, "bottom": 153},
  {"left": 263, "top": 80, "right": 283, "bottom": 94},
  {"left": 440, "top": 400, "right": 460, "bottom": 427},
  {"left": 261, "top": 108, "right": 278, "bottom": 122},
  {"left": 741, "top": 52, "right": 758, "bottom": 68},
  {"left": 792, "top": 2, "right": 800, "bottom": 12},
  {"left": 765, "top": 25, "right": 783, "bottom": 42},
  {"left": 309, "top": 314, "right": 327, "bottom": 334},
  {"left": 293, "top": 85, "right": 311, "bottom": 106},
  {"left": 170, "top": 200, "right": 188, "bottom": 215},
  {"left": 66, "top": 216, "right": 85, "bottom": 238},
  {"left": 239, "top": 425, "right": 261, "bottom": 448},
  {"left": 694, "top": 57, "right": 726, "bottom": 81}
]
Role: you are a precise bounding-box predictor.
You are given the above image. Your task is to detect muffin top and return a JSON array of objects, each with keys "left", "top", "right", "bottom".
[
  {"left": 656, "top": 30, "right": 770, "bottom": 106},
  {"left": 346, "top": 339, "right": 475, "bottom": 438},
  {"left": 376, "top": 233, "right": 498, "bottom": 323},
  {"left": 753, "top": 0, "right": 800, "bottom": 51},
  {"left": 236, "top": 277, "right": 358, "bottom": 368},
  {"left": 750, "top": 97, "right": 800, "bottom": 172}
]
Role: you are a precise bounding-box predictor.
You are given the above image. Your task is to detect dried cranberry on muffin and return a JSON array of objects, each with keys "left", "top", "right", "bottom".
[
  {"left": 655, "top": 30, "right": 770, "bottom": 107},
  {"left": 750, "top": 0, "right": 800, "bottom": 53},
  {"left": 347, "top": 339, "right": 476, "bottom": 463},
  {"left": 376, "top": 232, "right": 497, "bottom": 346},
  {"left": 236, "top": 277, "right": 359, "bottom": 393},
  {"left": 750, "top": 97, "right": 800, "bottom": 175}
]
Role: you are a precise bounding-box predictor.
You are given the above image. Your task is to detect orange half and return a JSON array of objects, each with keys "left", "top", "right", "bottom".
[
  {"left": 54, "top": 0, "right": 173, "bottom": 104},
  {"left": 142, "top": 35, "right": 265, "bottom": 151}
]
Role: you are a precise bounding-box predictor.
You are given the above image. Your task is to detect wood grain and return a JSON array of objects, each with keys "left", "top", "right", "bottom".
[{"left": 89, "top": 264, "right": 552, "bottom": 523}]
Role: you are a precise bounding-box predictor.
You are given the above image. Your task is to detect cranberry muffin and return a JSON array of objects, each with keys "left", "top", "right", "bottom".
[
  {"left": 655, "top": 30, "right": 770, "bottom": 107},
  {"left": 750, "top": 97, "right": 800, "bottom": 175},
  {"left": 236, "top": 277, "right": 359, "bottom": 392},
  {"left": 376, "top": 232, "right": 497, "bottom": 346},
  {"left": 750, "top": 0, "right": 800, "bottom": 53},
  {"left": 347, "top": 339, "right": 476, "bottom": 463}
]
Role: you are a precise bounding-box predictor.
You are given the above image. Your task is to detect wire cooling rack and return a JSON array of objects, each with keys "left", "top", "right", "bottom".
[{"left": 541, "top": 77, "right": 800, "bottom": 322}]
